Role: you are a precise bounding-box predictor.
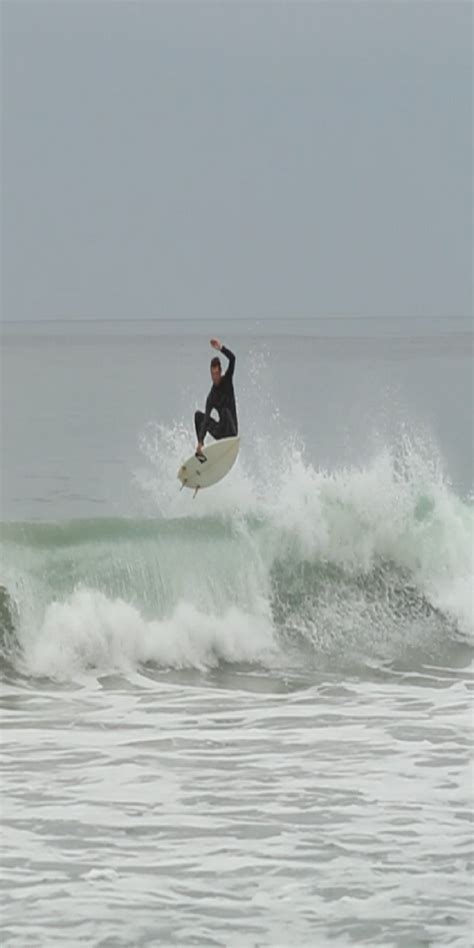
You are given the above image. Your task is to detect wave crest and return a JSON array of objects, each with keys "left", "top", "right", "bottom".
[{"left": 1, "top": 434, "right": 472, "bottom": 680}]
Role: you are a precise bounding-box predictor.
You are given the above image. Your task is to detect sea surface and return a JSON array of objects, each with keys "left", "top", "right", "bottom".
[{"left": 1, "top": 317, "right": 473, "bottom": 947}]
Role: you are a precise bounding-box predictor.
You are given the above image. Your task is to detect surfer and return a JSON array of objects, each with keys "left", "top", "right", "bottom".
[{"left": 195, "top": 339, "right": 238, "bottom": 456}]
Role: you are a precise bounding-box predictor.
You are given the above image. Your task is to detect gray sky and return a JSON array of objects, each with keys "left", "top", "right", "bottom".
[{"left": 2, "top": 0, "right": 472, "bottom": 321}]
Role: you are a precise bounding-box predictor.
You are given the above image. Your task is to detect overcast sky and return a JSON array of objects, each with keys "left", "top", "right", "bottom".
[{"left": 2, "top": 0, "right": 472, "bottom": 321}]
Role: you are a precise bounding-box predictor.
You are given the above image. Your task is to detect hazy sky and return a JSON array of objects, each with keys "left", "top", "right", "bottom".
[{"left": 2, "top": 0, "right": 472, "bottom": 321}]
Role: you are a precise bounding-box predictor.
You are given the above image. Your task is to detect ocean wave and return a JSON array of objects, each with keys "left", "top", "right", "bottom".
[{"left": 1, "top": 436, "right": 472, "bottom": 680}]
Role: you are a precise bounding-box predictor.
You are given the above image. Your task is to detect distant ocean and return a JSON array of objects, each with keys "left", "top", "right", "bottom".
[{"left": 1, "top": 317, "right": 473, "bottom": 947}]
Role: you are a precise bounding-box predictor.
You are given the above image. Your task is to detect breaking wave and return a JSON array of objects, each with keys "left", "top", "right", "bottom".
[{"left": 1, "top": 429, "right": 472, "bottom": 681}]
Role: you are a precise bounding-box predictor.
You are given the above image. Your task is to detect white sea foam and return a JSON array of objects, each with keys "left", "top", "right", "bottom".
[
  {"left": 2, "top": 426, "right": 472, "bottom": 682},
  {"left": 137, "top": 423, "right": 473, "bottom": 636},
  {"left": 23, "top": 591, "right": 277, "bottom": 681}
]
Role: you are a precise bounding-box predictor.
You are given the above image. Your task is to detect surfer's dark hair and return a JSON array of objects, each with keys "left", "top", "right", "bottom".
[{"left": 210, "top": 356, "right": 221, "bottom": 371}]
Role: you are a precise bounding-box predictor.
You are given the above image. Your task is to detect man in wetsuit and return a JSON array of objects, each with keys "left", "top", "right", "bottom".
[{"left": 195, "top": 338, "right": 238, "bottom": 456}]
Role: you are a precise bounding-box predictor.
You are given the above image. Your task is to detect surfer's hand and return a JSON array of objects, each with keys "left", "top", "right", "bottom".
[
  {"left": 195, "top": 443, "right": 204, "bottom": 457},
  {"left": 210, "top": 338, "right": 222, "bottom": 351}
]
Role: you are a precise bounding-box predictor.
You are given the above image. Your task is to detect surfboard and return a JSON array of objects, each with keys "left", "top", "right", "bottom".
[{"left": 177, "top": 436, "right": 240, "bottom": 493}]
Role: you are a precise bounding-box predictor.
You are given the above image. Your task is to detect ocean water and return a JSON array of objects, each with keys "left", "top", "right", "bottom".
[{"left": 1, "top": 317, "right": 473, "bottom": 947}]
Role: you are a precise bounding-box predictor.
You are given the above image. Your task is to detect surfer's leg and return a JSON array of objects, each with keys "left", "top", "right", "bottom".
[
  {"left": 218, "top": 409, "right": 238, "bottom": 439},
  {"left": 194, "top": 410, "right": 220, "bottom": 443},
  {"left": 194, "top": 411, "right": 205, "bottom": 441},
  {"left": 206, "top": 418, "right": 220, "bottom": 440}
]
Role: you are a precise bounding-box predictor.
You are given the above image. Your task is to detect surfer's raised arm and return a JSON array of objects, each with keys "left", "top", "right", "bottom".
[{"left": 210, "top": 338, "right": 235, "bottom": 379}]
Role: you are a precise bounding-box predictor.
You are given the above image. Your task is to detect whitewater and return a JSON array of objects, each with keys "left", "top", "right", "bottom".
[{"left": 1, "top": 318, "right": 473, "bottom": 947}]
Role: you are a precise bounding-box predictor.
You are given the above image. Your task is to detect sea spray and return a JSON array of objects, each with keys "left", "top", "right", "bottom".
[{"left": 1, "top": 432, "right": 472, "bottom": 680}]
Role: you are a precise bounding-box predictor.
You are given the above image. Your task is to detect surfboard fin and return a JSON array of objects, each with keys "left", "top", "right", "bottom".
[{"left": 192, "top": 487, "right": 200, "bottom": 499}]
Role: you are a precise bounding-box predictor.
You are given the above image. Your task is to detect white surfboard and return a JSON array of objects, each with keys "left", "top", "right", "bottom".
[{"left": 178, "top": 436, "right": 240, "bottom": 492}]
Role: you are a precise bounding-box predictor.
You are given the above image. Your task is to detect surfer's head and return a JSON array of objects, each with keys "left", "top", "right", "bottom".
[{"left": 210, "top": 356, "right": 222, "bottom": 384}]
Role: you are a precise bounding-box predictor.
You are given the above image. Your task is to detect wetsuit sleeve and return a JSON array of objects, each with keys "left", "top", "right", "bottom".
[
  {"left": 221, "top": 345, "right": 235, "bottom": 379},
  {"left": 199, "top": 391, "right": 214, "bottom": 442}
]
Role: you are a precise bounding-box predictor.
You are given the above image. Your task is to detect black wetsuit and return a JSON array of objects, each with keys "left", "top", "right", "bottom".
[{"left": 195, "top": 346, "right": 238, "bottom": 444}]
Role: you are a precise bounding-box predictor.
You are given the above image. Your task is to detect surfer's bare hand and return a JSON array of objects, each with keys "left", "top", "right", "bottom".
[
  {"left": 210, "top": 338, "right": 222, "bottom": 351},
  {"left": 195, "top": 443, "right": 204, "bottom": 457}
]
